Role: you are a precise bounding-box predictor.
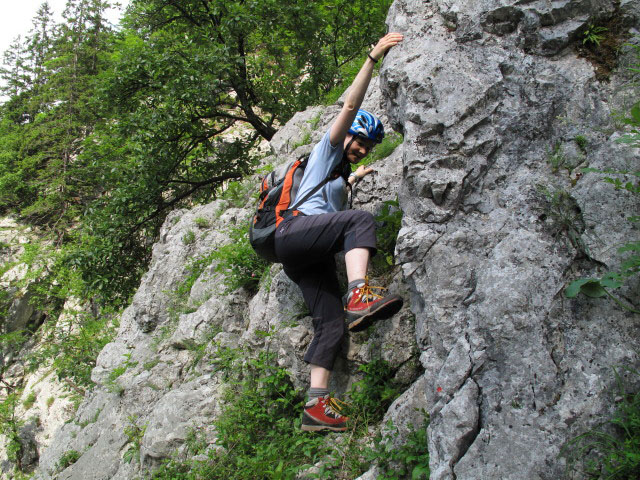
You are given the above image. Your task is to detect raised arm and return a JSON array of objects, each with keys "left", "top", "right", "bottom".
[{"left": 329, "top": 32, "right": 404, "bottom": 147}]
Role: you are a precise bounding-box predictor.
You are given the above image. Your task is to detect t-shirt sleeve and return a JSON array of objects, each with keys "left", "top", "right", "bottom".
[{"left": 294, "top": 129, "right": 345, "bottom": 213}]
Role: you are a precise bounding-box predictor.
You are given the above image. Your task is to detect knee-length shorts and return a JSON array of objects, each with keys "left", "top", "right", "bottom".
[{"left": 274, "top": 210, "right": 377, "bottom": 370}]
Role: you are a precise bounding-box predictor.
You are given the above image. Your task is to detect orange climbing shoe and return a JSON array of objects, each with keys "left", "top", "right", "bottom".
[
  {"left": 301, "top": 395, "right": 348, "bottom": 432},
  {"left": 344, "top": 281, "right": 403, "bottom": 332}
]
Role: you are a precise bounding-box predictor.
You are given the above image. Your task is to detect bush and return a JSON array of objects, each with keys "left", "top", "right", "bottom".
[{"left": 211, "top": 224, "right": 270, "bottom": 294}]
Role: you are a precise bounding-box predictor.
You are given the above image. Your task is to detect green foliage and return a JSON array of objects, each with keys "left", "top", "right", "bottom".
[
  {"left": 0, "top": 0, "right": 393, "bottom": 311},
  {"left": 46, "top": 397, "right": 55, "bottom": 408},
  {"left": 367, "top": 415, "right": 431, "bottom": 480},
  {"left": 564, "top": 367, "right": 640, "bottom": 479},
  {"left": 123, "top": 415, "right": 147, "bottom": 464},
  {"left": 194, "top": 217, "right": 210, "bottom": 229},
  {"left": 219, "top": 180, "right": 255, "bottom": 209},
  {"left": 22, "top": 392, "right": 36, "bottom": 410},
  {"left": 0, "top": 393, "right": 25, "bottom": 469},
  {"left": 547, "top": 143, "right": 568, "bottom": 173},
  {"left": 312, "top": 359, "right": 410, "bottom": 479},
  {"left": 106, "top": 352, "right": 138, "bottom": 394},
  {"left": 211, "top": 224, "right": 270, "bottom": 294},
  {"left": 57, "top": 450, "right": 81, "bottom": 471},
  {"left": 150, "top": 349, "right": 326, "bottom": 479},
  {"left": 182, "top": 230, "right": 196, "bottom": 246},
  {"left": 357, "top": 132, "right": 404, "bottom": 167},
  {"left": 537, "top": 185, "right": 588, "bottom": 256},
  {"left": 322, "top": 51, "right": 382, "bottom": 106},
  {"left": 346, "top": 359, "right": 401, "bottom": 425},
  {"left": 292, "top": 130, "right": 313, "bottom": 150},
  {"left": 575, "top": 134, "right": 589, "bottom": 153},
  {"left": 583, "top": 24, "right": 609, "bottom": 46},
  {"left": 565, "top": 101, "right": 640, "bottom": 313},
  {"left": 27, "top": 310, "right": 117, "bottom": 392},
  {"left": 371, "top": 200, "right": 403, "bottom": 273}
]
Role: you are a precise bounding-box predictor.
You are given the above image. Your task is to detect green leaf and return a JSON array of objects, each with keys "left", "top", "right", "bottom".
[
  {"left": 600, "top": 272, "right": 623, "bottom": 290},
  {"left": 412, "top": 465, "right": 430, "bottom": 479},
  {"left": 630, "top": 102, "right": 640, "bottom": 124},
  {"left": 566, "top": 278, "right": 607, "bottom": 298}
]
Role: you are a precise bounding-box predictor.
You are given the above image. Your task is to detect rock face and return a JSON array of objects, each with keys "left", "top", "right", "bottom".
[
  {"left": 382, "top": 0, "right": 640, "bottom": 479},
  {"left": 31, "top": 0, "right": 640, "bottom": 479}
]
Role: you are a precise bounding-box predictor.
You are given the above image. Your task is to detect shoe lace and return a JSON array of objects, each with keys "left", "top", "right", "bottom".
[
  {"left": 359, "top": 278, "right": 387, "bottom": 304},
  {"left": 324, "top": 396, "right": 349, "bottom": 417}
]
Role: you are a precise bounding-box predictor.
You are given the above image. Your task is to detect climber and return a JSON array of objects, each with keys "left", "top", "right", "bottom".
[{"left": 274, "top": 32, "right": 404, "bottom": 432}]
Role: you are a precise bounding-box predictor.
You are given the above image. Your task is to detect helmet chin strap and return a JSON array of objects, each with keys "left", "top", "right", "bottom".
[{"left": 343, "top": 136, "right": 356, "bottom": 162}]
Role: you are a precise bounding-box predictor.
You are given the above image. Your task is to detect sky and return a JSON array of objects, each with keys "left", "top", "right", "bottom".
[{"left": 0, "top": 0, "right": 130, "bottom": 57}]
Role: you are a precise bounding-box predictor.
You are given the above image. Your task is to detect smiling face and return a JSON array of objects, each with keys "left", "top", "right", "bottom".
[{"left": 344, "top": 134, "right": 377, "bottom": 164}]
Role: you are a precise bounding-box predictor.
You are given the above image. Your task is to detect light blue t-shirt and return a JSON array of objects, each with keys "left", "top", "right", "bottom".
[{"left": 296, "top": 130, "right": 348, "bottom": 215}]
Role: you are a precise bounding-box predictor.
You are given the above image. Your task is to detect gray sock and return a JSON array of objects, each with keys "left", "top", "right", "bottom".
[
  {"left": 307, "top": 388, "right": 329, "bottom": 401},
  {"left": 345, "top": 278, "right": 366, "bottom": 302}
]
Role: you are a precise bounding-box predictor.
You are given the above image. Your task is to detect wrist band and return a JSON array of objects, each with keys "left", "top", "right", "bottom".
[{"left": 368, "top": 53, "right": 378, "bottom": 63}]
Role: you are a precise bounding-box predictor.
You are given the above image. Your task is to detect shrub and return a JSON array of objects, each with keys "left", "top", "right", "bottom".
[{"left": 211, "top": 224, "right": 270, "bottom": 294}]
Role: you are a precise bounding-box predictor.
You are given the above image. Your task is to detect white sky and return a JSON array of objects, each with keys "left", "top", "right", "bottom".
[{"left": 0, "top": 0, "right": 130, "bottom": 57}]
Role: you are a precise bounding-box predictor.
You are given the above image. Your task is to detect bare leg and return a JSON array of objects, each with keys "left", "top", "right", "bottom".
[
  {"left": 310, "top": 364, "right": 331, "bottom": 389},
  {"left": 345, "top": 247, "right": 370, "bottom": 283}
]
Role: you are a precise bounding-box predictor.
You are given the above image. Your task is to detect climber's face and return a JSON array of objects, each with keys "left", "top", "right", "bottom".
[{"left": 344, "top": 135, "right": 376, "bottom": 163}]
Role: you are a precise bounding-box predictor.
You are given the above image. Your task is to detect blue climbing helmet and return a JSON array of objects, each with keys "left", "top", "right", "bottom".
[{"left": 348, "top": 109, "right": 384, "bottom": 144}]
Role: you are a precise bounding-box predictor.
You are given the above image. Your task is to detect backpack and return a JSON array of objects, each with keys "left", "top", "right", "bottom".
[{"left": 249, "top": 154, "right": 351, "bottom": 262}]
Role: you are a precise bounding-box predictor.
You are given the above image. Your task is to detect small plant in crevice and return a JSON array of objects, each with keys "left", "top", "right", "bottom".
[
  {"left": 292, "top": 129, "right": 313, "bottom": 150},
  {"left": 365, "top": 414, "right": 431, "bottom": 480},
  {"left": 211, "top": 224, "right": 270, "bottom": 294},
  {"left": 123, "top": 415, "right": 147, "bottom": 464},
  {"left": 583, "top": 24, "right": 608, "bottom": 47},
  {"left": 106, "top": 352, "right": 138, "bottom": 394},
  {"left": 194, "top": 217, "right": 210, "bottom": 229},
  {"left": 536, "top": 185, "right": 589, "bottom": 257},
  {"left": 371, "top": 199, "right": 403, "bottom": 275},
  {"left": 547, "top": 142, "right": 585, "bottom": 175},
  {"left": 57, "top": 449, "right": 81, "bottom": 471},
  {"left": 22, "top": 391, "right": 36, "bottom": 410},
  {"left": 575, "top": 134, "right": 589, "bottom": 153},
  {"left": 182, "top": 230, "right": 196, "bottom": 245},
  {"left": 563, "top": 367, "right": 640, "bottom": 479}
]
